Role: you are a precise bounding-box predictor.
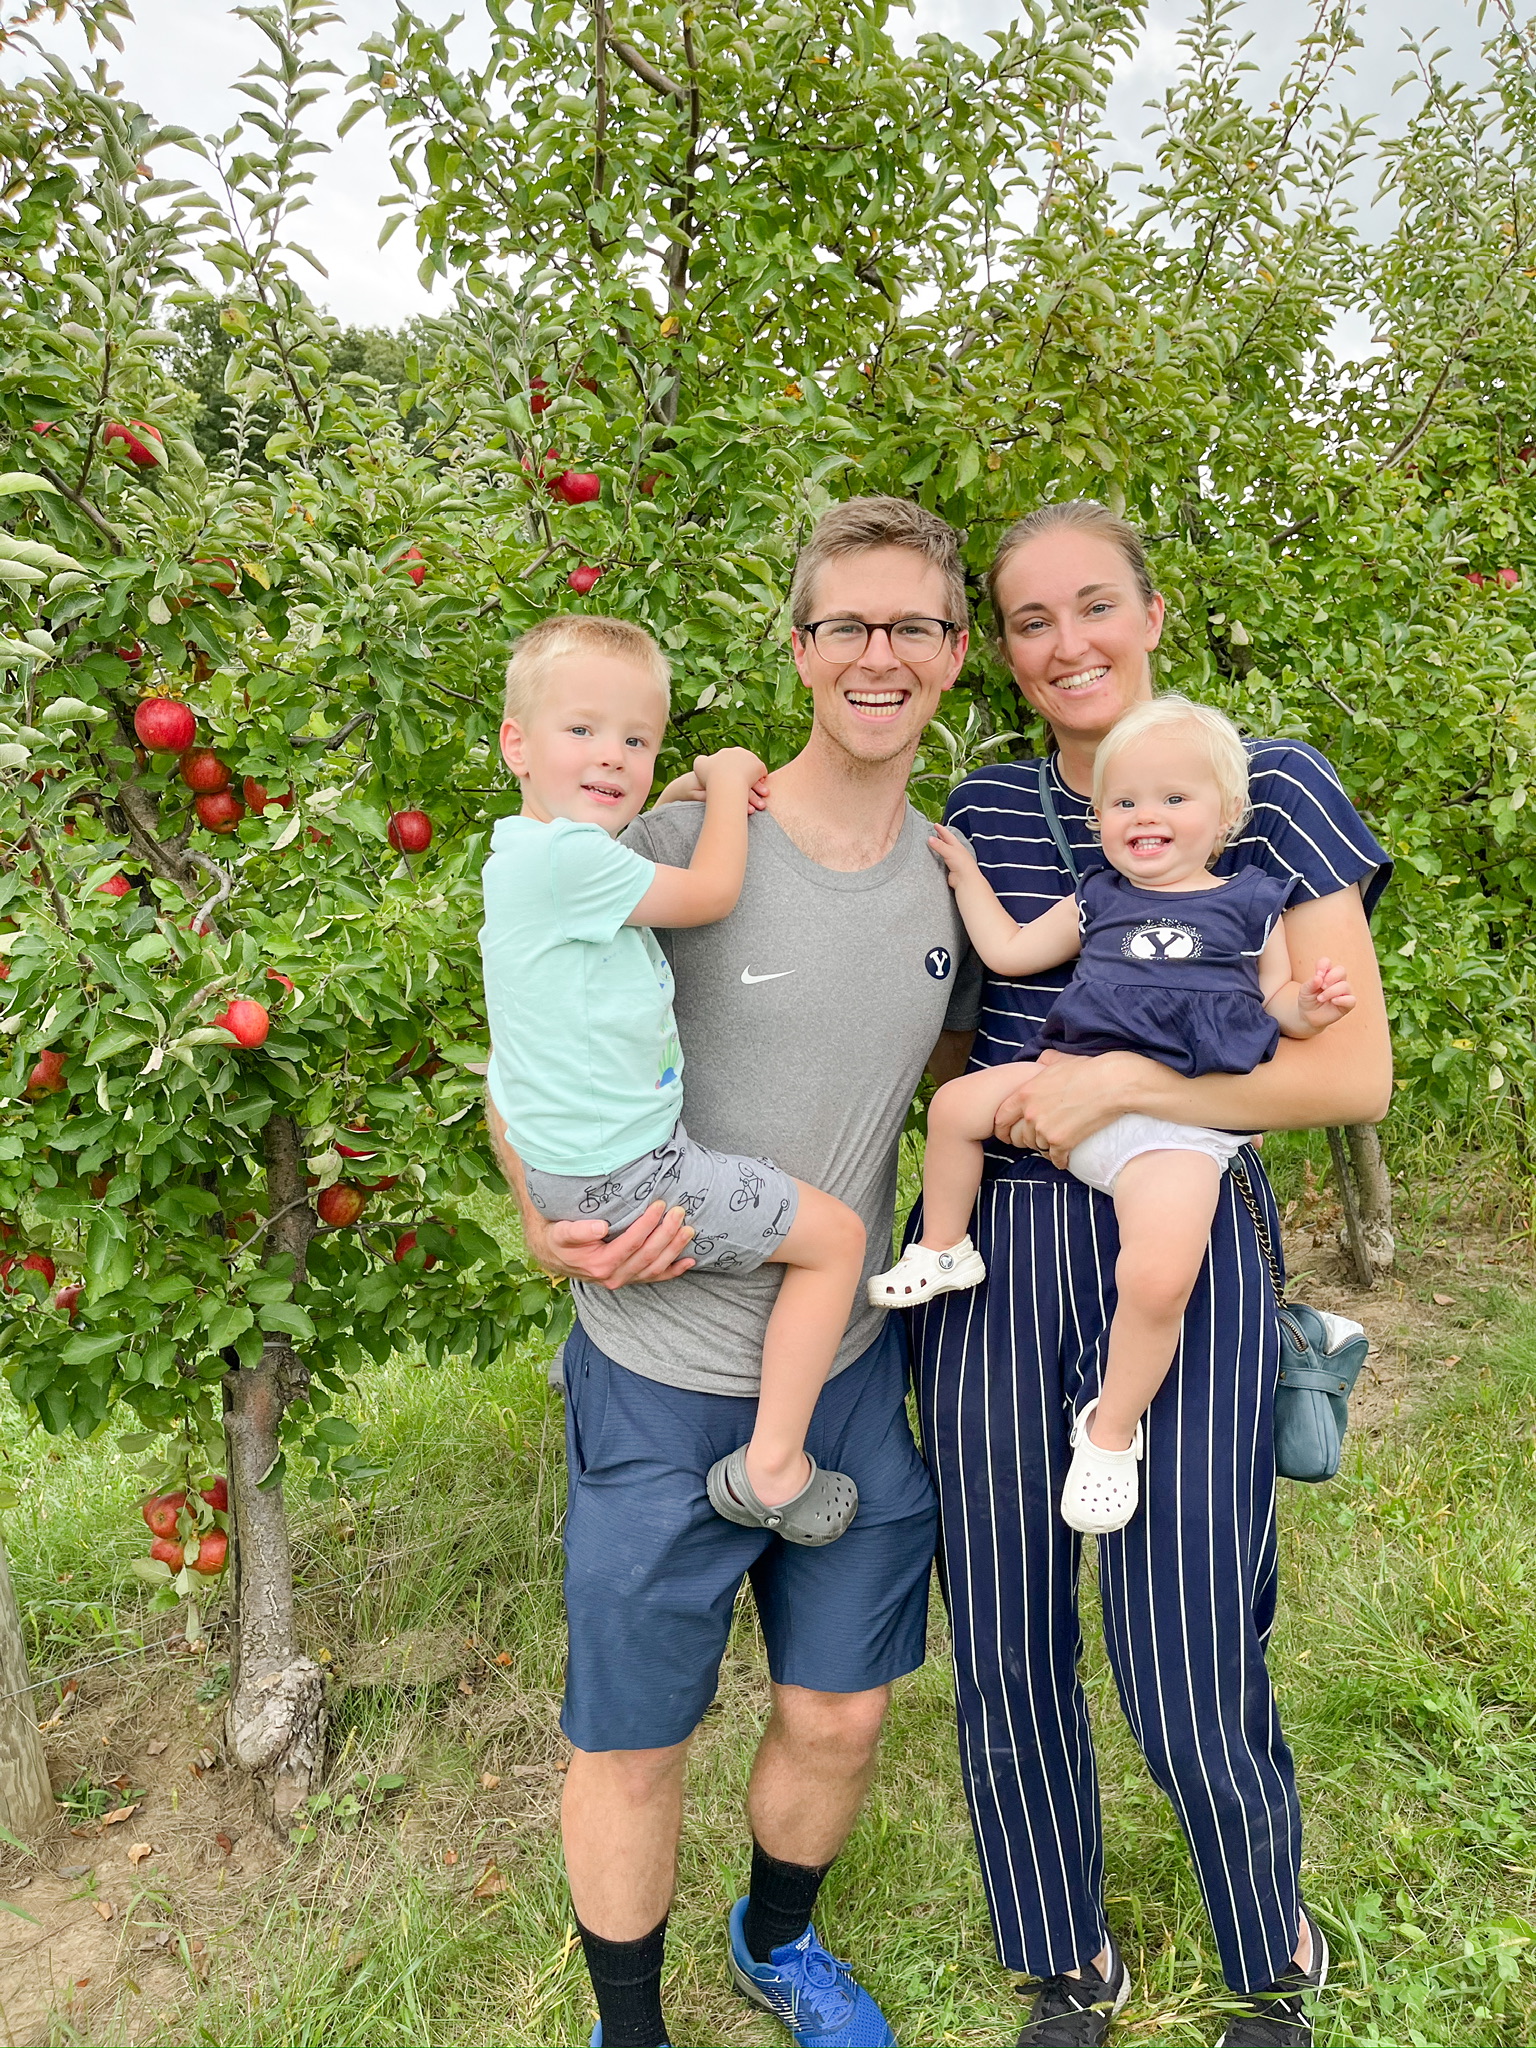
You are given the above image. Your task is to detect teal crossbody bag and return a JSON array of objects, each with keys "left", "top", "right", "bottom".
[{"left": 1035, "top": 757, "right": 1369, "bottom": 1483}]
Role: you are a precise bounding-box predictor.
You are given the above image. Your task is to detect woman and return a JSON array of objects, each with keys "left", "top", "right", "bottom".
[{"left": 913, "top": 501, "right": 1391, "bottom": 2048}]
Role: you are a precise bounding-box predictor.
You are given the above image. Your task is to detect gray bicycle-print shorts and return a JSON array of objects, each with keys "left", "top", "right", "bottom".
[{"left": 523, "top": 1121, "right": 799, "bottom": 1273}]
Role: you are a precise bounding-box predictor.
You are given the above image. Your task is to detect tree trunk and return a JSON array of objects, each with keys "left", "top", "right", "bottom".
[
  {"left": 223, "top": 1112, "right": 323, "bottom": 1829},
  {"left": 0, "top": 1531, "right": 53, "bottom": 1838},
  {"left": 1344, "top": 1121, "right": 1396, "bottom": 1275}
]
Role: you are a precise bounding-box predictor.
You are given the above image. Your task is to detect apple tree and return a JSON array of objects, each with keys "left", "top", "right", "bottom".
[{"left": 0, "top": 0, "right": 565, "bottom": 1822}]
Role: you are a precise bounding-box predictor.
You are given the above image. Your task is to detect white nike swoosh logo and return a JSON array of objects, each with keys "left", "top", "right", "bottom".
[{"left": 740, "top": 967, "right": 795, "bottom": 984}]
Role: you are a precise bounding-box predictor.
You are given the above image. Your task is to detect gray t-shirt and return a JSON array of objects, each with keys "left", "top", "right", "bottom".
[{"left": 572, "top": 801, "right": 969, "bottom": 1396}]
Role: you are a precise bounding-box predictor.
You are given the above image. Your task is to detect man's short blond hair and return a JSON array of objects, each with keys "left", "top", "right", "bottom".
[
  {"left": 1092, "top": 694, "right": 1252, "bottom": 842},
  {"left": 503, "top": 615, "right": 671, "bottom": 724},
  {"left": 789, "top": 496, "right": 967, "bottom": 631}
]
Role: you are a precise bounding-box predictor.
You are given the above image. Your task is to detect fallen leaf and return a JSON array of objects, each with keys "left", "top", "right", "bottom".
[
  {"left": 443, "top": 1849, "right": 458, "bottom": 1866},
  {"left": 457, "top": 1677, "right": 474, "bottom": 1696},
  {"left": 70, "top": 1826, "right": 95, "bottom": 1839},
  {"left": 127, "top": 1843, "right": 152, "bottom": 1867},
  {"left": 101, "top": 1803, "right": 139, "bottom": 1828},
  {"left": 472, "top": 1859, "right": 506, "bottom": 1900},
  {"left": 480, "top": 1772, "right": 501, "bottom": 1791},
  {"left": 1432, "top": 1292, "right": 1455, "bottom": 1305},
  {"left": 74, "top": 1978, "right": 90, "bottom": 1990},
  {"left": 555, "top": 1758, "right": 569, "bottom": 1774},
  {"left": 146, "top": 1738, "right": 168, "bottom": 1757},
  {"left": 109, "top": 1775, "right": 132, "bottom": 1792},
  {"left": 495, "top": 1651, "right": 512, "bottom": 1666},
  {"left": 57, "top": 1572, "right": 74, "bottom": 1584},
  {"left": 341, "top": 1946, "right": 367, "bottom": 1972},
  {"left": 91, "top": 1900, "right": 114, "bottom": 1922},
  {"left": 215, "top": 1833, "right": 234, "bottom": 1856}
]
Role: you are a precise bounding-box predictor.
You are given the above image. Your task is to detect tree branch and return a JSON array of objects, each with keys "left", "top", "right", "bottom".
[
  {"left": 610, "top": 37, "right": 687, "bottom": 101},
  {"left": 31, "top": 458, "right": 124, "bottom": 555}
]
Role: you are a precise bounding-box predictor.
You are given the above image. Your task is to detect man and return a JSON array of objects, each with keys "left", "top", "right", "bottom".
[{"left": 488, "top": 496, "right": 972, "bottom": 2048}]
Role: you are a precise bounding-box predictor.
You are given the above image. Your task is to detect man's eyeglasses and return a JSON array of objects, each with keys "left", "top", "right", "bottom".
[{"left": 799, "top": 617, "right": 958, "bottom": 662}]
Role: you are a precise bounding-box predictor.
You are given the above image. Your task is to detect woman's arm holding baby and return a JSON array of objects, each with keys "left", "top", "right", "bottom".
[
  {"left": 629, "top": 747, "right": 767, "bottom": 928},
  {"left": 929, "top": 822, "right": 1081, "bottom": 977}
]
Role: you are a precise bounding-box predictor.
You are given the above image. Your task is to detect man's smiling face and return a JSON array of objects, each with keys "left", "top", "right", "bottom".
[{"left": 790, "top": 545, "right": 967, "bottom": 767}]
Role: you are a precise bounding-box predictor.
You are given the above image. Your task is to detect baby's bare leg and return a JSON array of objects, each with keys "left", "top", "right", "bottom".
[
  {"left": 920, "top": 1063, "right": 1037, "bottom": 1248},
  {"left": 1091, "top": 1151, "right": 1224, "bottom": 1452},
  {"left": 747, "top": 1184, "right": 866, "bottom": 1505}
]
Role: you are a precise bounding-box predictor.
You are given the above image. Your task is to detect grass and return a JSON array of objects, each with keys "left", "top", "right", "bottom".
[{"left": 4, "top": 1186, "right": 1536, "bottom": 2043}]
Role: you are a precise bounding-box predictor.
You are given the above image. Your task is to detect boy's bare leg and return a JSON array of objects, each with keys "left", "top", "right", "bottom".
[
  {"left": 1091, "top": 1150, "right": 1223, "bottom": 1452},
  {"left": 749, "top": 1184, "right": 866, "bottom": 1505},
  {"left": 917, "top": 1062, "right": 1035, "bottom": 1249}
]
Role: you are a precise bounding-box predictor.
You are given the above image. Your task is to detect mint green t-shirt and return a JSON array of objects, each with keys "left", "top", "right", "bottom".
[{"left": 479, "top": 816, "right": 684, "bottom": 1176}]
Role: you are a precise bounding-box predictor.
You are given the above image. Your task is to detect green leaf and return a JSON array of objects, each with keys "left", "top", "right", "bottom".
[{"left": 259, "top": 1302, "right": 316, "bottom": 1341}]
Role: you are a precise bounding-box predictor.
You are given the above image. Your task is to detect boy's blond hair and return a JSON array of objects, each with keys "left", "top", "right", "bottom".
[
  {"left": 1092, "top": 694, "right": 1251, "bottom": 845},
  {"left": 503, "top": 615, "right": 671, "bottom": 725}
]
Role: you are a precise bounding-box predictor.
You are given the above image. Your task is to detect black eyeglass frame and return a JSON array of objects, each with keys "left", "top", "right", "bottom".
[{"left": 796, "top": 617, "right": 961, "bottom": 660}]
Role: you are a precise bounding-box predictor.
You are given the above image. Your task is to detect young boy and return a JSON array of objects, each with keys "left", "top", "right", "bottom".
[{"left": 479, "top": 615, "right": 866, "bottom": 1542}]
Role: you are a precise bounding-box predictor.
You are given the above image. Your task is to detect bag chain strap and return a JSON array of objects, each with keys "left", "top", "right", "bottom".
[{"left": 1230, "top": 1154, "right": 1288, "bottom": 1309}]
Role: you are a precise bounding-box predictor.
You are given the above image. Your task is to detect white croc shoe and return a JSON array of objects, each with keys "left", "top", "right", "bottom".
[
  {"left": 867, "top": 1235, "right": 986, "bottom": 1306},
  {"left": 1060, "top": 1397, "right": 1144, "bottom": 1534}
]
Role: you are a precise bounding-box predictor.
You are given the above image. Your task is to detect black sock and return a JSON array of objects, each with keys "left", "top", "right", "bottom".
[
  {"left": 575, "top": 1912, "right": 669, "bottom": 2048},
  {"left": 742, "top": 1840, "right": 834, "bottom": 1963}
]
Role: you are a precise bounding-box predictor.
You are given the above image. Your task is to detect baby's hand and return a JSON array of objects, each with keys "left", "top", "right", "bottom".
[
  {"left": 694, "top": 747, "right": 770, "bottom": 810},
  {"left": 929, "top": 821, "right": 979, "bottom": 885},
  {"left": 1299, "top": 956, "right": 1355, "bottom": 1030}
]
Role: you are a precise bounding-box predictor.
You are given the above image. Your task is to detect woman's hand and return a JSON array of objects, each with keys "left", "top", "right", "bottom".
[
  {"left": 525, "top": 1200, "right": 698, "bottom": 1289},
  {"left": 993, "top": 1048, "right": 1156, "bottom": 1164}
]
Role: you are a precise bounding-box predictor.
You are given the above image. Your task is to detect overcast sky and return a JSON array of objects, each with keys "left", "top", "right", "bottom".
[{"left": 6, "top": 0, "right": 1491, "bottom": 328}]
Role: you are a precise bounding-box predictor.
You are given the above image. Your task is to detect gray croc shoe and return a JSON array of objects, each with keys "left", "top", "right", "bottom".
[{"left": 706, "top": 1446, "right": 859, "bottom": 1546}]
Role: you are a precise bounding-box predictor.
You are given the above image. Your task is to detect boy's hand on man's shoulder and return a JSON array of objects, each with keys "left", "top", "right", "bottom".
[{"left": 654, "top": 749, "right": 770, "bottom": 813}]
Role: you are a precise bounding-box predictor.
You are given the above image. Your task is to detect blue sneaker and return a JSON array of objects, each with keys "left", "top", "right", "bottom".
[{"left": 727, "top": 1896, "right": 897, "bottom": 2046}]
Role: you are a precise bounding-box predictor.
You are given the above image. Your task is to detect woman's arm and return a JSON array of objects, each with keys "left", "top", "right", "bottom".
[{"left": 994, "top": 885, "right": 1392, "bottom": 1160}]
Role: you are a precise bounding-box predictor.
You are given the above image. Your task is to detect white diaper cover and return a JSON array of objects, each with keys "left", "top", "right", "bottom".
[{"left": 1067, "top": 1113, "right": 1251, "bottom": 1198}]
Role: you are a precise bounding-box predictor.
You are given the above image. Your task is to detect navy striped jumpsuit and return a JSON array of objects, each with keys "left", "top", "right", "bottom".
[{"left": 914, "top": 742, "right": 1390, "bottom": 1995}]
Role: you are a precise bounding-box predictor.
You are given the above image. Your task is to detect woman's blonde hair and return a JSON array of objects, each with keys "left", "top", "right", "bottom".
[
  {"left": 1091, "top": 695, "right": 1251, "bottom": 848},
  {"left": 503, "top": 615, "right": 671, "bottom": 724}
]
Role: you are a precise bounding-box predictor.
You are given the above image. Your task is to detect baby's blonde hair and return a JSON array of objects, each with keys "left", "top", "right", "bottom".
[
  {"left": 1092, "top": 695, "right": 1251, "bottom": 846},
  {"left": 503, "top": 615, "right": 671, "bottom": 725}
]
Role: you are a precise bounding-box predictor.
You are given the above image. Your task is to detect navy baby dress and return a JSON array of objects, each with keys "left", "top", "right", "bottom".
[{"left": 1036, "top": 864, "right": 1297, "bottom": 1077}]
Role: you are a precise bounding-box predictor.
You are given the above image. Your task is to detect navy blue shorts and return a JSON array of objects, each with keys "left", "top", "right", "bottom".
[{"left": 561, "top": 1315, "right": 938, "bottom": 1752}]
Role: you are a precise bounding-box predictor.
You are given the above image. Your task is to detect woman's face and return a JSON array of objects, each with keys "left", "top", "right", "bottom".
[{"left": 992, "top": 528, "right": 1165, "bottom": 751}]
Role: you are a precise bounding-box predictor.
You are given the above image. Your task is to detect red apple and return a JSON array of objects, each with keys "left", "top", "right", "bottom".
[
  {"left": 242, "top": 777, "right": 293, "bottom": 813},
  {"left": 117, "top": 641, "right": 144, "bottom": 664},
  {"left": 577, "top": 375, "right": 599, "bottom": 393},
  {"left": 103, "top": 420, "right": 163, "bottom": 467},
  {"left": 401, "top": 546, "right": 425, "bottom": 586},
  {"left": 267, "top": 969, "right": 294, "bottom": 996},
  {"left": 25, "top": 1049, "right": 66, "bottom": 1098},
  {"left": 551, "top": 469, "right": 601, "bottom": 506},
  {"left": 1498, "top": 567, "right": 1520, "bottom": 589},
  {"left": 54, "top": 1282, "right": 83, "bottom": 1317},
  {"left": 387, "top": 809, "right": 432, "bottom": 853},
  {"left": 317, "top": 1182, "right": 367, "bottom": 1227},
  {"left": 195, "top": 791, "right": 245, "bottom": 833},
  {"left": 89, "top": 1172, "right": 113, "bottom": 1198},
  {"left": 200, "top": 1476, "right": 228, "bottom": 1512},
  {"left": 640, "top": 472, "right": 660, "bottom": 496},
  {"left": 189, "top": 1528, "right": 228, "bottom": 1576},
  {"left": 196, "top": 555, "right": 237, "bottom": 595},
  {"left": 336, "top": 1123, "right": 377, "bottom": 1160},
  {"left": 30, "top": 421, "right": 57, "bottom": 437},
  {"left": 180, "top": 748, "right": 230, "bottom": 794},
  {"left": 1519, "top": 444, "right": 1535, "bottom": 465},
  {"left": 0, "top": 963, "right": 9, "bottom": 982},
  {"left": 1467, "top": 571, "right": 1486, "bottom": 588},
  {"left": 134, "top": 698, "right": 196, "bottom": 753},
  {"left": 1, "top": 1251, "right": 55, "bottom": 1291},
  {"left": 95, "top": 874, "right": 132, "bottom": 899},
  {"left": 149, "top": 1535, "right": 184, "bottom": 1572},
  {"left": 568, "top": 565, "right": 603, "bottom": 594},
  {"left": 212, "top": 998, "right": 270, "bottom": 1048},
  {"left": 529, "top": 376, "right": 551, "bottom": 415},
  {"left": 143, "top": 1491, "right": 186, "bottom": 1539},
  {"left": 393, "top": 1229, "right": 436, "bottom": 1269}
]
